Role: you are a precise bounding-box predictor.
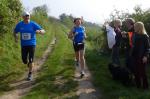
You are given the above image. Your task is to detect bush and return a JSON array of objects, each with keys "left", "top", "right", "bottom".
[{"left": 0, "top": 0, "right": 22, "bottom": 36}]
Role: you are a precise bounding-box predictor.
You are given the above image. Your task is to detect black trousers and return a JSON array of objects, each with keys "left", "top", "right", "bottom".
[
  {"left": 21, "top": 45, "right": 35, "bottom": 64},
  {"left": 133, "top": 58, "right": 148, "bottom": 89},
  {"left": 125, "top": 48, "right": 134, "bottom": 73},
  {"left": 111, "top": 45, "right": 120, "bottom": 65}
]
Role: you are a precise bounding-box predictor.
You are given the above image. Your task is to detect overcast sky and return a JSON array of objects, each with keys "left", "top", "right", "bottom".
[{"left": 21, "top": 0, "right": 150, "bottom": 24}]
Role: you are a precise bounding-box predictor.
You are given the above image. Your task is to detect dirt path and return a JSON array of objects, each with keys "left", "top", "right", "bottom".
[
  {"left": 75, "top": 64, "right": 102, "bottom": 99},
  {"left": 0, "top": 38, "right": 56, "bottom": 99}
]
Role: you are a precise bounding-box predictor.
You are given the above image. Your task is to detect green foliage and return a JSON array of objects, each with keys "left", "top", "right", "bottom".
[
  {"left": 131, "top": 6, "right": 150, "bottom": 34},
  {"left": 0, "top": 0, "right": 23, "bottom": 86},
  {"left": 32, "top": 4, "right": 49, "bottom": 17},
  {"left": 31, "top": 5, "right": 55, "bottom": 58},
  {"left": 109, "top": 9, "right": 130, "bottom": 21},
  {"left": 59, "top": 13, "right": 74, "bottom": 28},
  {"left": 108, "top": 5, "right": 150, "bottom": 35},
  {"left": 86, "top": 26, "right": 105, "bottom": 52},
  {"left": 0, "top": 0, "right": 22, "bottom": 35}
]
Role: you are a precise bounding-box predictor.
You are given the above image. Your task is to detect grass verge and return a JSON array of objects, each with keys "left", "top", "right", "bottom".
[
  {"left": 22, "top": 23, "right": 78, "bottom": 99},
  {"left": 86, "top": 41, "right": 150, "bottom": 99}
]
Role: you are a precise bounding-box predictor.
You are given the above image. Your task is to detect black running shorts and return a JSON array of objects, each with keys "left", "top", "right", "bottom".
[
  {"left": 21, "top": 45, "right": 35, "bottom": 64},
  {"left": 73, "top": 42, "right": 85, "bottom": 52}
]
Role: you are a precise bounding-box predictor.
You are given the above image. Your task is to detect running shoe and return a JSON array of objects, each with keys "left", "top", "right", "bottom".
[
  {"left": 80, "top": 71, "right": 85, "bottom": 78},
  {"left": 27, "top": 73, "right": 32, "bottom": 81}
]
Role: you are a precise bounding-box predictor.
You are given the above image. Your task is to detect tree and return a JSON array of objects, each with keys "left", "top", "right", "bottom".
[
  {"left": 109, "top": 9, "right": 130, "bottom": 21},
  {"left": 0, "top": 0, "right": 22, "bottom": 35},
  {"left": 59, "top": 13, "right": 73, "bottom": 28},
  {"left": 32, "top": 4, "right": 49, "bottom": 17},
  {"left": 131, "top": 6, "right": 150, "bottom": 34},
  {"left": 131, "top": 5, "right": 144, "bottom": 21}
]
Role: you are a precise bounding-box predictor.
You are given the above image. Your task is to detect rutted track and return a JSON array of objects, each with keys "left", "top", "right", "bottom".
[
  {"left": 0, "top": 38, "right": 56, "bottom": 99},
  {"left": 75, "top": 64, "right": 102, "bottom": 99}
]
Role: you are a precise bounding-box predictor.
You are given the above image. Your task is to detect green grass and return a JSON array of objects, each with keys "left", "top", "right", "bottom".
[
  {"left": 86, "top": 41, "right": 150, "bottom": 99},
  {"left": 22, "top": 22, "right": 78, "bottom": 99},
  {"left": 0, "top": 18, "right": 54, "bottom": 94},
  {"left": 35, "top": 22, "right": 55, "bottom": 59},
  {"left": 0, "top": 34, "right": 24, "bottom": 93}
]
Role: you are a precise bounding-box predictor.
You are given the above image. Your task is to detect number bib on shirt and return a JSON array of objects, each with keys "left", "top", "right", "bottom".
[{"left": 22, "top": 33, "right": 31, "bottom": 40}]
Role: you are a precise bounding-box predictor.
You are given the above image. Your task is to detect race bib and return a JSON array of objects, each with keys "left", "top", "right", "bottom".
[{"left": 22, "top": 33, "right": 31, "bottom": 40}]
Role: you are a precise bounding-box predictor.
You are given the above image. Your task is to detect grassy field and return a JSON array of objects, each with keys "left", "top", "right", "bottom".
[
  {"left": 86, "top": 41, "right": 150, "bottom": 99},
  {"left": 22, "top": 22, "right": 78, "bottom": 99}
]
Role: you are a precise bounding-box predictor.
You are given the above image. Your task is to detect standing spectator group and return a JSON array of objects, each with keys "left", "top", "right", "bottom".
[{"left": 105, "top": 18, "right": 150, "bottom": 89}]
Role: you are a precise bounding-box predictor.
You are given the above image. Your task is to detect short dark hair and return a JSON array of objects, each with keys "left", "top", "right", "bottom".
[
  {"left": 126, "top": 18, "right": 135, "bottom": 25},
  {"left": 73, "top": 18, "right": 82, "bottom": 23}
]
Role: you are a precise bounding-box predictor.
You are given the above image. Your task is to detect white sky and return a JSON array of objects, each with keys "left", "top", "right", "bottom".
[{"left": 21, "top": 0, "right": 150, "bottom": 24}]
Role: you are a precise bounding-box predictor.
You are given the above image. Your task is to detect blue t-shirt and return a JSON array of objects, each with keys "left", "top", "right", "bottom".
[
  {"left": 73, "top": 26, "right": 85, "bottom": 43},
  {"left": 14, "top": 21, "right": 42, "bottom": 46}
]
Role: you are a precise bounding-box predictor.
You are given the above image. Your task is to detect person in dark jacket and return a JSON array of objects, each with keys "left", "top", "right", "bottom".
[
  {"left": 132, "top": 22, "right": 150, "bottom": 89},
  {"left": 111, "top": 19, "right": 122, "bottom": 66},
  {"left": 122, "top": 18, "right": 135, "bottom": 73}
]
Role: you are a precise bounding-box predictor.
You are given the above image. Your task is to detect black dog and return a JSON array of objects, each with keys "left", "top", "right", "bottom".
[{"left": 108, "top": 63, "right": 132, "bottom": 86}]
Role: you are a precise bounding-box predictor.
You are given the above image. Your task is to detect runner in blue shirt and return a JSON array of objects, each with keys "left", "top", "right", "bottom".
[
  {"left": 14, "top": 11, "right": 45, "bottom": 81},
  {"left": 68, "top": 18, "right": 87, "bottom": 78}
]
